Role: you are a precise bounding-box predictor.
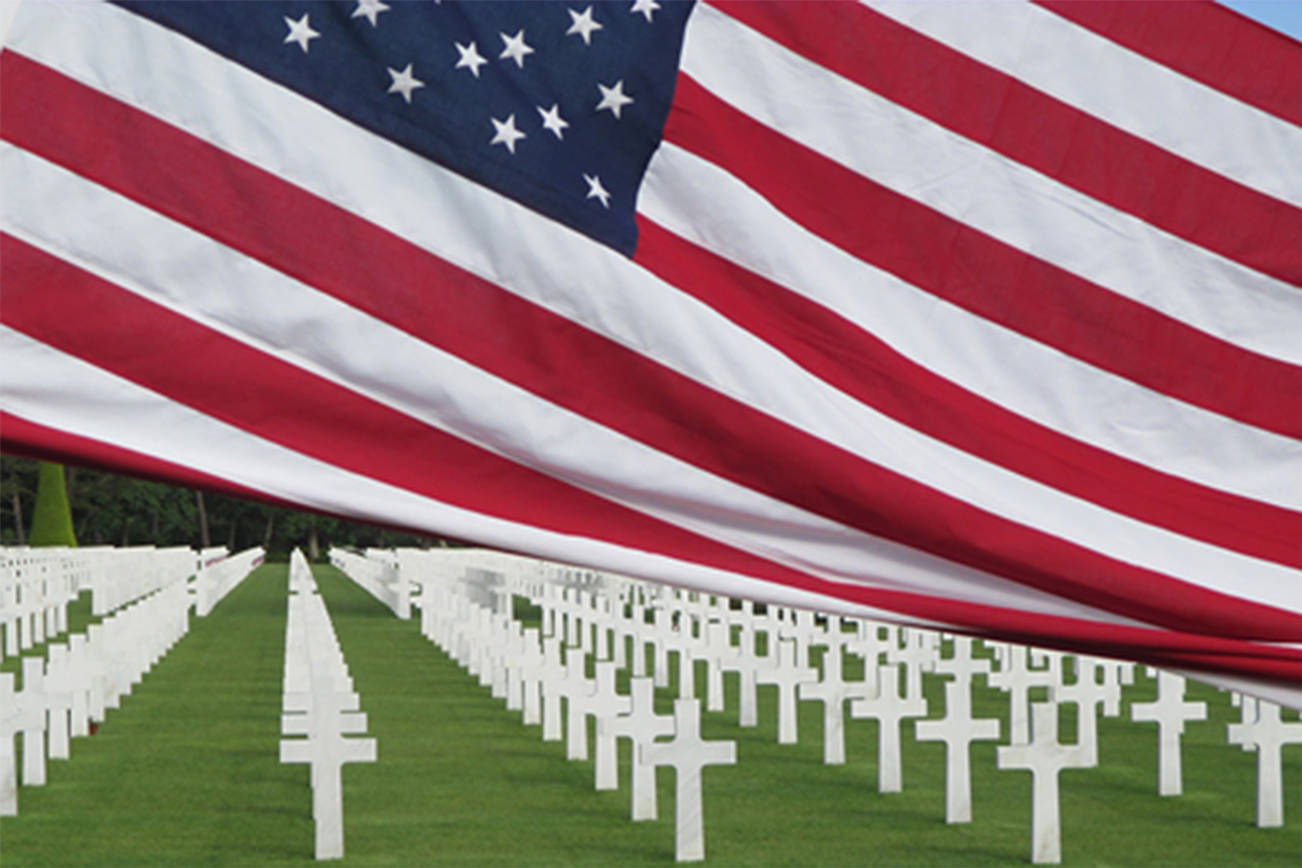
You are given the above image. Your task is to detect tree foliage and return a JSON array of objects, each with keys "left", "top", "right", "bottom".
[{"left": 1, "top": 453, "right": 440, "bottom": 559}]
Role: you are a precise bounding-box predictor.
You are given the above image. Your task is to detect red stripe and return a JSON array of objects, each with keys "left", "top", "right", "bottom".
[
  {"left": 713, "top": 1, "right": 1302, "bottom": 289},
  {"left": 4, "top": 417, "right": 1302, "bottom": 688},
  {"left": 0, "top": 235, "right": 839, "bottom": 599},
  {"left": 0, "top": 412, "right": 452, "bottom": 543},
  {"left": 661, "top": 72, "right": 1302, "bottom": 441},
  {"left": 5, "top": 56, "right": 1301, "bottom": 641},
  {"left": 634, "top": 217, "right": 1302, "bottom": 570},
  {"left": 1037, "top": 0, "right": 1302, "bottom": 129}
]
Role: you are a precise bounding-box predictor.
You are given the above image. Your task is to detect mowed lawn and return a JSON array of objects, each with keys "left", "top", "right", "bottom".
[{"left": 1, "top": 562, "right": 1298, "bottom": 865}]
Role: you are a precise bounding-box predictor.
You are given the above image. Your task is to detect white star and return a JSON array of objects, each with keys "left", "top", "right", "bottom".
[
  {"left": 630, "top": 0, "right": 660, "bottom": 23},
  {"left": 490, "top": 114, "right": 526, "bottom": 154},
  {"left": 584, "top": 174, "right": 611, "bottom": 208},
  {"left": 595, "top": 79, "right": 634, "bottom": 119},
  {"left": 283, "top": 14, "right": 320, "bottom": 53},
  {"left": 498, "top": 29, "right": 535, "bottom": 69},
  {"left": 387, "top": 64, "right": 424, "bottom": 104},
  {"left": 566, "top": 6, "right": 603, "bottom": 45},
  {"left": 537, "top": 104, "right": 570, "bottom": 140},
  {"left": 454, "top": 41, "right": 488, "bottom": 78},
  {"left": 351, "top": 0, "right": 389, "bottom": 27}
]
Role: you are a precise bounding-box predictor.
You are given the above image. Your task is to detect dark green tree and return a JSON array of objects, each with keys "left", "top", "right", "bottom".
[{"left": 29, "top": 461, "right": 77, "bottom": 546}]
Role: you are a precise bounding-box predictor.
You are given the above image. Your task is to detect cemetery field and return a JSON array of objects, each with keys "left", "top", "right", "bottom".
[
  {"left": 0, "top": 590, "right": 99, "bottom": 680},
  {"left": 2, "top": 563, "right": 1298, "bottom": 866}
]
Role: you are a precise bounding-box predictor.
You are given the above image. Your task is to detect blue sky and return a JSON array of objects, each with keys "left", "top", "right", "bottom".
[{"left": 1220, "top": 0, "right": 1302, "bottom": 40}]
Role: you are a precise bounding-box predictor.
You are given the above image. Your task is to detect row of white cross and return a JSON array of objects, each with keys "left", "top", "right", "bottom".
[
  {"left": 1, "top": 547, "right": 84, "bottom": 660},
  {"left": 193, "top": 547, "right": 266, "bottom": 617},
  {"left": 0, "top": 545, "right": 220, "bottom": 664},
  {"left": 327, "top": 547, "right": 410, "bottom": 619},
  {"left": 402, "top": 566, "right": 735, "bottom": 862},
  {"left": 279, "top": 549, "right": 377, "bottom": 861},
  {"left": 0, "top": 574, "right": 191, "bottom": 816},
  {"left": 336, "top": 547, "right": 1302, "bottom": 865},
  {"left": 0, "top": 545, "right": 263, "bottom": 820}
]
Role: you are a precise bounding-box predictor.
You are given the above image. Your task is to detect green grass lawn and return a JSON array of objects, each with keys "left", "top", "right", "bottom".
[{"left": 1, "top": 562, "right": 1297, "bottom": 865}]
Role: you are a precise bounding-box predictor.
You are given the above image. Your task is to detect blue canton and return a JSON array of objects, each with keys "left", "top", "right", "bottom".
[{"left": 116, "top": 1, "right": 696, "bottom": 256}]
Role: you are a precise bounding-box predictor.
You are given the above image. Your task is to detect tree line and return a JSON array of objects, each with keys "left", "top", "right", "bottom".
[{"left": 1, "top": 454, "right": 442, "bottom": 560}]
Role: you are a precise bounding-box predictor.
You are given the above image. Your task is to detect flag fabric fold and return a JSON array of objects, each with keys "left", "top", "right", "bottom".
[{"left": 2, "top": 1, "right": 1300, "bottom": 701}]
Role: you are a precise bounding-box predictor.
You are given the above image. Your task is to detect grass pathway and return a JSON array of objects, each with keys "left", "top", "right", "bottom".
[{"left": 1, "top": 564, "right": 305, "bottom": 866}]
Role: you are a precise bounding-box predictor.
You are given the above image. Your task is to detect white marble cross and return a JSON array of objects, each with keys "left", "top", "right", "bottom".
[
  {"left": 562, "top": 650, "right": 595, "bottom": 761},
  {"left": 611, "top": 605, "right": 632, "bottom": 670},
  {"left": 1129, "top": 669, "right": 1206, "bottom": 796},
  {"left": 755, "top": 638, "right": 817, "bottom": 744},
  {"left": 1054, "top": 656, "right": 1120, "bottom": 767},
  {"left": 850, "top": 664, "right": 928, "bottom": 793},
  {"left": 845, "top": 619, "right": 890, "bottom": 697},
  {"left": 887, "top": 628, "right": 938, "bottom": 701},
  {"left": 499, "top": 619, "right": 523, "bottom": 709},
  {"left": 517, "top": 627, "right": 544, "bottom": 726},
  {"left": 989, "top": 644, "right": 1058, "bottom": 744},
  {"left": 932, "top": 636, "right": 990, "bottom": 691},
  {"left": 629, "top": 605, "right": 651, "bottom": 679},
  {"left": 797, "top": 647, "right": 870, "bottom": 764},
  {"left": 677, "top": 643, "right": 698, "bottom": 701},
  {"left": 16, "top": 657, "right": 47, "bottom": 786},
  {"left": 997, "top": 701, "right": 1093, "bottom": 864},
  {"left": 67, "top": 634, "right": 92, "bottom": 738},
  {"left": 718, "top": 621, "right": 761, "bottom": 728},
  {"left": 279, "top": 695, "right": 377, "bottom": 859},
  {"left": 641, "top": 698, "right": 737, "bottom": 862},
  {"left": 0, "top": 672, "right": 19, "bottom": 816},
  {"left": 593, "top": 596, "right": 612, "bottom": 661},
  {"left": 43, "top": 644, "right": 75, "bottom": 761},
  {"left": 651, "top": 608, "right": 676, "bottom": 688},
  {"left": 915, "top": 677, "right": 1001, "bottom": 823},
  {"left": 599, "top": 676, "right": 675, "bottom": 820},
  {"left": 589, "top": 661, "right": 633, "bottom": 790},
  {"left": 539, "top": 636, "right": 565, "bottom": 742},
  {"left": 702, "top": 621, "right": 729, "bottom": 713},
  {"left": 1226, "top": 699, "right": 1302, "bottom": 827},
  {"left": 1098, "top": 659, "right": 1135, "bottom": 713}
]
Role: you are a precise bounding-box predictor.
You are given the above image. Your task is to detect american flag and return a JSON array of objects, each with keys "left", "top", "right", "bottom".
[{"left": 2, "top": 1, "right": 1300, "bottom": 701}]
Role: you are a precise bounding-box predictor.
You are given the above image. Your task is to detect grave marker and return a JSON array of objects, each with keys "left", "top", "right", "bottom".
[
  {"left": 915, "top": 678, "right": 1000, "bottom": 822},
  {"left": 0, "top": 672, "right": 18, "bottom": 815},
  {"left": 641, "top": 698, "right": 736, "bottom": 862},
  {"left": 1129, "top": 670, "right": 1206, "bottom": 796},
  {"left": 599, "top": 676, "right": 675, "bottom": 820},
  {"left": 849, "top": 664, "right": 927, "bottom": 793},
  {"left": 755, "top": 638, "right": 817, "bottom": 744},
  {"left": 563, "top": 651, "right": 594, "bottom": 761},
  {"left": 1054, "top": 656, "right": 1120, "bottom": 767},
  {"left": 989, "top": 644, "right": 1057, "bottom": 744},
  {"left": 16, "top": 657, "right": 47, "bottom": 786},
  {"left": 1226, "top": 699, "right": 1302, "bottom": 827},
  {"left": 797, "top": 647, "right": 870, "bottom": 764},
  {"left": 997, "top": 701, "right": 1093, "bottom": 864},
  {"left": 44, "top": 644, "right": 74, "bottom": 760},
  {"left": 589, "top": 661, "right": 633, "bottom": 790},
  {"left": 539, "top": 636, "right": 565, "bottom": 742}
]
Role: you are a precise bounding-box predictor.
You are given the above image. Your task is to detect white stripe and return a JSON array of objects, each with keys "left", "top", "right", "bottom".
[
  {"left": 10, "top": 328, "right": 1300, "bottom": 697},
  {"left": 640, "top": 142, "right": 1302, "bottom": 516},
  {"left": 0, "top": 326, "right": 958, "bottom": 632},
  {"left": 6, "top": 4, "right": 1301, "bottom": 616},
  {"left": 865, "top": 0, "right": 1302, "bottom": 208},
  {"left": 0, "top": 143, "right": 1140, "bottom": 627},
  {"left": 683, "top": 3, "right": 1302, "bottom": 365}
]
